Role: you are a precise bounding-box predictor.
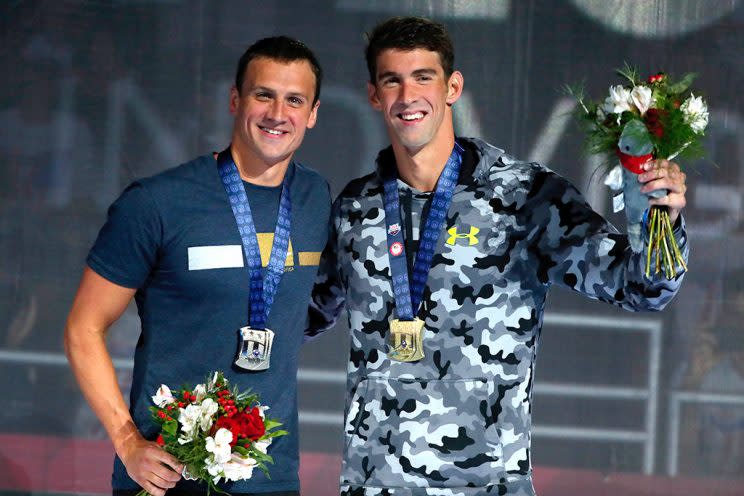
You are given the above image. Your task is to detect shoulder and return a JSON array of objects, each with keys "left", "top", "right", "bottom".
[
  {"left": 135, "top": 154, "right": 214, "bottom": 192},
  {"left": 329, "top": 172, "right": 380, "bottom": 217},
  {"left": 464, "top": 137, "right": 572, "bottom": 206},
  {"left": 291, "top": 161, "right": 331, "bottom": 194}
]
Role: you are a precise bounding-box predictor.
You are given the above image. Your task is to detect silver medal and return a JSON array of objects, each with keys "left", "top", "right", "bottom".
[{"left": 235, "top": 326, "right": 275, "bottom": 371}]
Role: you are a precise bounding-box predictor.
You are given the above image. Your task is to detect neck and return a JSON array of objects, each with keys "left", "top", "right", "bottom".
[
  {"left": 228, "top": 143, "right": 289, "bottom": 187},
  {"left": 391, "top": 135, "right": 455, "bottom": 192}
]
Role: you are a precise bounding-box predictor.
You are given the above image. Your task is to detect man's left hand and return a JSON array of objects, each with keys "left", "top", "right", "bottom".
[{"left": 638, "top": 159, "right": 687, "bottom": 224}]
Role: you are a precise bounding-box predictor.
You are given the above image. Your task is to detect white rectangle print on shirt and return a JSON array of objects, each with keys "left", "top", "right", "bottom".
[{"left": 188, "top": 245, "right": 244, "bottom": 271}]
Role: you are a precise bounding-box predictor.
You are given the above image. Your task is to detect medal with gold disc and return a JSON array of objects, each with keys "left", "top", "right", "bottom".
[{"left": 382, "top": 142, "right": 463, "bottom": 362}]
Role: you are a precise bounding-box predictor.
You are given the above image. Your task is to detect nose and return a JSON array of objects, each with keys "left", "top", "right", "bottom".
[
  {"left": 399, "top": 81, "right": 417, "bottom": 105},
  {"left": 267, "top": 99, "right": 286, "bottom": 121}
]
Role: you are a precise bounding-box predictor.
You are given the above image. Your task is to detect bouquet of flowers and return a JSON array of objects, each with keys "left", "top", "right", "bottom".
[
  {"left": 569, "top": 65, "right": 708, "bottom": 278},
  {"left": 139, "top": 371, "right": 288, "bottom": 495}
]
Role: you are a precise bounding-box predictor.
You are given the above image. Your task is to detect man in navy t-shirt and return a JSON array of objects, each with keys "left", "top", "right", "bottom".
[{"left": 65, "top": 37, "right": 330, "bottom": 496}]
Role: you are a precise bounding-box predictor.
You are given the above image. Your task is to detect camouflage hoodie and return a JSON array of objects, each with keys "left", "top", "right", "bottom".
[{"left": 308, "top": 137, "right": 687, "bottom": 495}]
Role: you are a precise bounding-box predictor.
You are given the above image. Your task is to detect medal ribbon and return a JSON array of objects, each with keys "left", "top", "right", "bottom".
[
  {"left": 383, "top": 142, "right": 463, "bottom": 320},
  {"left": 217, "top": 148, "right": 292, "bottom": 330}
]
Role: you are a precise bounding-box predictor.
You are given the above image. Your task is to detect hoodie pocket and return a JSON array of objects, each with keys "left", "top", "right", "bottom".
[{"left": 342, "top": 376, "right": 505, "bottom": 488}]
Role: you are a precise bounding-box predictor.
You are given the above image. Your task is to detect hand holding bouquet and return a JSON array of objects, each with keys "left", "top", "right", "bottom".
[
  {"left": 569, "top": 65, "right": 708, "bottom": 278},
  {"left": 139, "top": 371, "right": 288, "bottom": 495}
]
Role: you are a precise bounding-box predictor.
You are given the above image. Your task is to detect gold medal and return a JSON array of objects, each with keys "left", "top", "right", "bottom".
[{"left": 387, "top": 318, "right": 425, "bottom": 362}]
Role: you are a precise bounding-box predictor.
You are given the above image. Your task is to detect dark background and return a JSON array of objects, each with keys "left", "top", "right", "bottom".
[{"left": 1, "top": 1, "right": 743, "bottom": 494}]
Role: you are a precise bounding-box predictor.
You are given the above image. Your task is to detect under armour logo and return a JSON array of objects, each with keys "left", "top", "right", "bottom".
[{"left": 446, "top": 226, "right": 480, "bottom": 245}]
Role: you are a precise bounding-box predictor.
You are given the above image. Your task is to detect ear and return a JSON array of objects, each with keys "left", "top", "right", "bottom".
[
  {"left": 367, "top": 82, "right": 382, "bottom": 111},
  {"left": 307, "top": 100, "right": 320, "bottom": 129},
  {"left": 445, "top": 71, "right": 464, "bottom": 105},
  {"left": 229, "top": 86, "right": 240, "bottom": 115}
]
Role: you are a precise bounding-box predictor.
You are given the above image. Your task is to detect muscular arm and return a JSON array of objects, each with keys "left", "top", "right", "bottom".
[{"left": 64, "top": 267, "right": 182, "bottom": 495}]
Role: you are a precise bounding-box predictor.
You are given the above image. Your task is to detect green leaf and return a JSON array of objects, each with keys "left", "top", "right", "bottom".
[
  {"left": 162, "top": 419, "right": 178, "bottom": 436},
  {"left": 263, "top": 419, "right": 282, "bottom": 430},
  {"left": 618, "top": 119, "right": 653, "bottom": 156},
  {"left": 668, "top": 73, "right": 697, "bottom": 94},
  {"left": 265, "top": 429, "right": 289, "bottom": 438}
]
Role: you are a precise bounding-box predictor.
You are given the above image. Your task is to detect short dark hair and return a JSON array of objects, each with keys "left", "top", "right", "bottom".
[
  {"left": 235, "top": 36, "right": 323, "bottom": 104},
  {"left": 365, "top": 16, "right": 454, "bottom": 82}
]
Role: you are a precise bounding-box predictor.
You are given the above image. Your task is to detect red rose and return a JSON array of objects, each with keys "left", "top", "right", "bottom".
[
  {"left": 644, "top": 108, "right": 665, "bottom": 138},
  {"left": 233, "top": 407, "right": 266, "bottom": 441},
  {"left": 156, "top": 434, "right": 165, "bottom": 446},
  {"left": 214, "top": 407, "right": 266, "bottom": 445},
  {"left": 214, "top": 415, "right": 240, "bottom": 447}
]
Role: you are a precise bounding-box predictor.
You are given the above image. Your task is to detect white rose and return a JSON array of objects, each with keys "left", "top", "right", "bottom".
[
  {"left": 206, "top": 428, "right": 233, "bottom": 464},
  {"left": 223, "top": 453, "right": 257, "bottom": 481},
  {"left": 192, "top": 384, "right": 207, "bottom": 402},
  {"left": 205, "top": 455, "right": 224, "bottom": 481},
  {"left": 602, "top": 85, "right": 633, "bottom": 115},
  {"left": 681, "top": 94, "right": 709, "bottom": 133},
  {"left": 199, "top": 398, "right": 219, "bottom": 431},
  {"left": 151, "top": 385, "right": 175, "bottom": 408},
  {"left": 630, "top": 85, "right": 653, "bottom": 116},
  {"left": 254, "top": 438, "right": 272, "bottom": 455},
  {"left": 214, "top": 427, "right": 233, "bottom": 446},
  {"left": 177, "top": 403, "right": 202, "bottom": 444}
]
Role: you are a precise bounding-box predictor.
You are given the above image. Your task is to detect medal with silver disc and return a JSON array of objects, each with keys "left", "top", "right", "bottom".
[
  {"left": 236, "top": 326, "right": 275, "bottom": 371},
  {"left": 382, "top": 142, "right": 463, "bottom": 362},
  {"left": 218, "top": 148, "right": 292, "bottom": 371}
]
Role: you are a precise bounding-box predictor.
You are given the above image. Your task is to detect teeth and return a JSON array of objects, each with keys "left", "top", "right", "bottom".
[
  {"left": 401, "top": 112, "right": 424, "bottom": 121},
  {"left": 261, "top": 127, "right": 284, "bottom": 135}
]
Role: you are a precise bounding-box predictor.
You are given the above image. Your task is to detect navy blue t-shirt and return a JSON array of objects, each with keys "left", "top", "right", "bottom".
[{"left": 87, "top": 154, "right": 330, "bottom": 492}]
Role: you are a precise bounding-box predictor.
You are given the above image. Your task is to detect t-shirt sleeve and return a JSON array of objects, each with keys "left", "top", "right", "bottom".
[{"left": 86, "top": 181, "right": 162, "bottom": 289}]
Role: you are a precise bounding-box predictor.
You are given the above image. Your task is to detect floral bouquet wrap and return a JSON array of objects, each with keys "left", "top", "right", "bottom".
[
  {"left": 140, "top": 371, "right": 288, "bottom": 495},
  {"left": 569, "top": 65, "right": 708, "bottom": 278}
]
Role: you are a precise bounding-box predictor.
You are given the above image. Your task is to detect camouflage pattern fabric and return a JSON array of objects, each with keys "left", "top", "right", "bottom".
[{"left": 307, "top": 137, "right": 688, "bottom": 495}]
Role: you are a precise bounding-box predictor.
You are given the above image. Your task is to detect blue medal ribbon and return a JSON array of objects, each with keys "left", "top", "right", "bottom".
[
  {"left": 383, "top": 142, "right": 463, "bottom": 320},
  {"left": 217, "top": 148, "right": 292, "bottom": 330}
]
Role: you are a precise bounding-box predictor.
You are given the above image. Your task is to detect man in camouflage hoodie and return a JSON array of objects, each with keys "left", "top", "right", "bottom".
[{"left": 307, "top": 16, "right": 689, "bottom": 496}]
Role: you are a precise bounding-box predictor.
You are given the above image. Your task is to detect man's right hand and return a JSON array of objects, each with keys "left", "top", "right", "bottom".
[{"left": 119, "top": 435, "right": 183, "bottom": 496}]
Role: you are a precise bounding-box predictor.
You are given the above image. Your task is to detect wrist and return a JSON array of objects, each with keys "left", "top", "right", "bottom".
[{"left": 112, "top": 421, "right": 144, "bottom": 459}]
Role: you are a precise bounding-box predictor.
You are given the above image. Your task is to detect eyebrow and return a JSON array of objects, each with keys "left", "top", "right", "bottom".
[
  {"left": 252, "top": 86, "right": 309, "bottom": 99},
  {"left": 377, "top": 68, "right": 438, "bottom": 80}
]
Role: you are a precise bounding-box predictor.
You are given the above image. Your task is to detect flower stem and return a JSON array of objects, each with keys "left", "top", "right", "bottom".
[{"left": 644, "top": 206, "right": 686, "bottom": 279}]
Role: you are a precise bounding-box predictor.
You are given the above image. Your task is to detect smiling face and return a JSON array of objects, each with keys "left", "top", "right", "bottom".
[
  {"left": 230, "top": 56, "right": 319, "bottom": 172},
  {"left": 368, "top": 48, "right": 462, "bottom": 155}
]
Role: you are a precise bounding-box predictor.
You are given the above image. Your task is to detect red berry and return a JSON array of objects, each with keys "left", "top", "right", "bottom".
[{"left": 190, "top": 395, "right": 197, "bottom": 402}]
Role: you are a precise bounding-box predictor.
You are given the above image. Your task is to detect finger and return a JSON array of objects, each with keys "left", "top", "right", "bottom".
[
  {"left": 641, "top": 178, "right": 685, "bottom": 196},
  {"left": 141, "top": 480, "right": 167, "bottom": 496},
  {"left": 152, "top": 447, "right": 184, "bottom": 476},
  {"left": 648, "top": 192, "right": 686, "bottom": 210},
  {"left": 150, "top": 469, "right": 180, "bottom": 489},
  {"left": 148, "top": 460, "right": 183, "bottom": 484}
]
